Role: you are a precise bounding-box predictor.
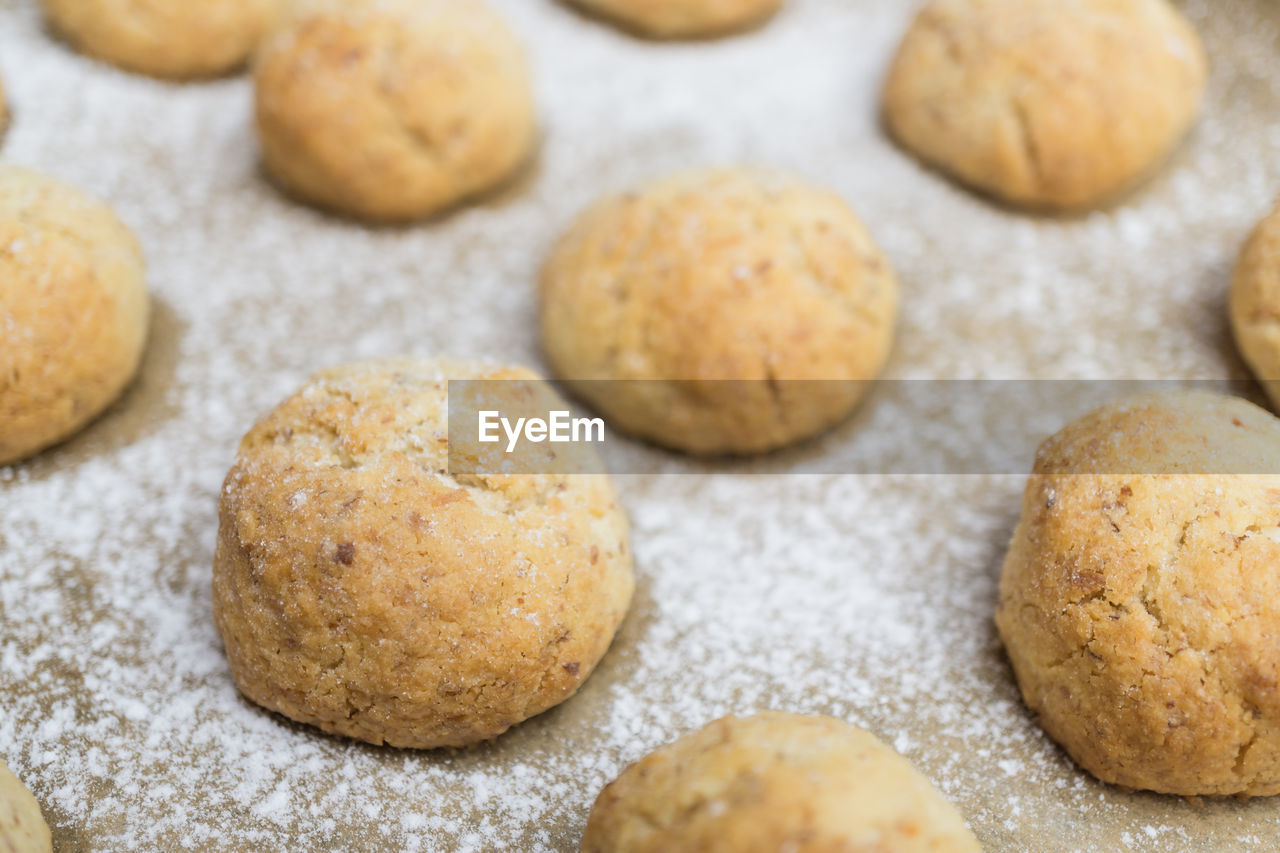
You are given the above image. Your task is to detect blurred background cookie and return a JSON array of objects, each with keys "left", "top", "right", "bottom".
[
  {"left": 1231, "top": 199, "right": 1280, "bottom": 408},
  {"left": 540, "top": 168, "right": 897, "bottom": 456},
  {"left": 581, "top": 712, "right": 980, "bottom": 852},
  {"left": 41, "top": 0, "right": 288, "bottom": 79},
  {"left": 0, "top": 165, "right": 149, "bottom": 466},
  {"left": 254, "top": 0, "right": 536, "bottom": 223},
  {"left": 997, "top": 392, "right": 1280, "bottom": 796},
  {"left": 882, "top": 0, "right": 1206, "bottom": 211},
  {"left": 563, "top": 0, "right": 782, "bottom": 39},
  {"left": 0, "top": 760, "right": 50, "bottom": 853},
  {"left": 212, "top": 357, "right": 634, "bottom": 749}
]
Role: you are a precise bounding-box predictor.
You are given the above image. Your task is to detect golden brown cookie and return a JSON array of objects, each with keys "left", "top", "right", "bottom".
[
  {"left": 254, "top": 0, "right": 536, "bottom": 223},
  {"left": 41, "top": 0, "right": 288, "bottom": 79},
  {"left": 882, "top": 0, "right": 1207, "bottom": 211},
  {"left": 1231, "top": 200, "right": 1280, "bottom": 408},
  {"left": 540, "top": 168, "right": 898, "bottom": 456},
  {"left": 212, "top": 357, "right": 635, "bottom": 749},
  {"left": 565, "top": 0, "right": 781, "bottom": 39},
  {"left": 581, "top": 712, "right": 980, "bottom": 852},
  {"left": 0, "top": 165, "right": 149, "bottom": 466},
  {"left": 0, "top": 760, "right": 51, "bottom": 853},
  {"left": 996, "top": 391, "right": 1280, "bottom": 796}
]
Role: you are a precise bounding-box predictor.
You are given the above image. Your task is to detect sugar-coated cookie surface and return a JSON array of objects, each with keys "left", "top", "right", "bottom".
[
  {"left": 540, "top": 168, "right": 898, "bottom": 456},
  {"left": 212, "top": 357, "right": 634, "bottom": 749},
  {"left": 1231, "top": 201, "right": 1280, "bottom": 409},
  {"left": 41, "top": 0, "right": 288, "bottom": 79},
  {"left": 997, "top": 392, "right": 1280, "bottom": 796},
  {"left": 565, "top": 0, "right": 781, "bottom": 39},
  {"left": 0, "top": 760, "right": 51, "bottom": 853},
  {"left": 0, "top": 165, "right": 149, "bottom": 466},
  {"left": 581, "top": 712, "right": 981, "bottom": 852},
  {"left": 254, "top": 0, "right": 536, "bottom": 223},
  {"left": 882, "top": 0, "right": 1207, "bottom": 211}
]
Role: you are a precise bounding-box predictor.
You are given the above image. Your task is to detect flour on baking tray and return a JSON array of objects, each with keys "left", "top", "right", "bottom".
[{"left": 1, "top": 0, "right": 1278, "bottom": 849}]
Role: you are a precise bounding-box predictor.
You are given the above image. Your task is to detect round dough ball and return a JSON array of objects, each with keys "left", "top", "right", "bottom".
[
  {"left": 540, "top": 168, "right": 898, "bottom": 456},
  {"left": 882, "top": 0, "right": 1207, "bottom": 211},
  {"left": 996, "top": 392, "right": 1280, "bottom": 796},
  {"left": 41, "top": 0, "right": 287, "bottom": 79},
  {"left": 212, "top": 357, "right": 635, "bottom": 749},
  {"left": 581, "top": 712, "right": 980, "bottom": 852},
  {"left": 1231, "top": 200, "right": 1280, "bottom": 410},
  {"left": 0, "top": 761, "right": 51, "bottom": 853},
  {"left": 254, "top": 0, "right": 536, "bottom": 223},
  {"left": 566, "top": 0, "right": 781, "bottom": 39},
  {"left": 0, "top": 165, "right": 149, "bottom": 466}
]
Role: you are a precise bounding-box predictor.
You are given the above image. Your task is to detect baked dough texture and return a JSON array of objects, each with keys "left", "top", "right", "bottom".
[
  {"left": 997, "top": 392, "right": 1280, "bottom": 796},
  {"left": 882, "top": 0, "right": 1207, "bottom": 211},
  {"left": 580, "top": 712, "right": 980, "bottom": 852},
  {"left": 41, "top": 0, "right": 287, "bottom": 79},
  {"left": 540, "top": 168, "right": 898, "bottom": 456},
  {"left": 254, "top": 0, "right": 536, "bottom": 223},
  {"left": 0, "top": 760, "right": 51, "bottom": 853},
  {"left": 566, "top": 0, "right": 781, "bottom": 39},
  {"left": 0, "top": 165, "right": 149, "bottom": 466},
  {"left": 1231, "top": 200, "right": 1280, "bottom": 409},
  {"left": 212, "top": 357, "right": 635, "bottom": 749}
]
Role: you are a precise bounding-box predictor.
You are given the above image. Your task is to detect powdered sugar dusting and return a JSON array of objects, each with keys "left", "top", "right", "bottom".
[{"left": 2, "top": 0, "right": 1280, "bottom": 849}]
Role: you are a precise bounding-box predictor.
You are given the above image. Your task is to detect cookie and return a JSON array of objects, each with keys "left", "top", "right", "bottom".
[
  {"left": 540, "top": 168, "right": 897, "bottom": 455},
  {"left": 581, "top": 712, "right": 980, "bottom": 852},
  {"left": 254, "top": 0, "right": 536, "bottom": 223},
  {"left": 882, "top": 0, "right": 1207, "bottom": 211},
  {"left": 996, "top": 391, "right": 1280, "bottom": 795},
  {"left": 0, "top": 760, "right": 51, "bottom": 853},
  {"left": 1230, "top": 200, "right": 1280, "bottom": 408},
  {"left": 565, "top": 0, "right": 781, "bottom": 39},
  {"left": 41, "top": 0, "right": 287, "bottom": 79},
  {"left": 0, "top": 165, "right": 149, "bottom": 466},
  {"left": 212, "top": 357, "right": 635, "bottom": 748}
]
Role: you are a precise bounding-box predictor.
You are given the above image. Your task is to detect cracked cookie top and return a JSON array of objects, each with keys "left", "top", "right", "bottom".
[
  {"left": 997, "top": 391, "right": 1280, "bottom": 796},
  {"left": 882, "top": 0, "right": 1207, "bottom": 211},
  {"left": 212, "top": 357, "right": 634, "bottom": 749},
  {"left": 253, "top": 0, "right": 535, "bottom": 222},
  {"left": 539, "top": 167, "right": 898, "bottom": 456}
]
